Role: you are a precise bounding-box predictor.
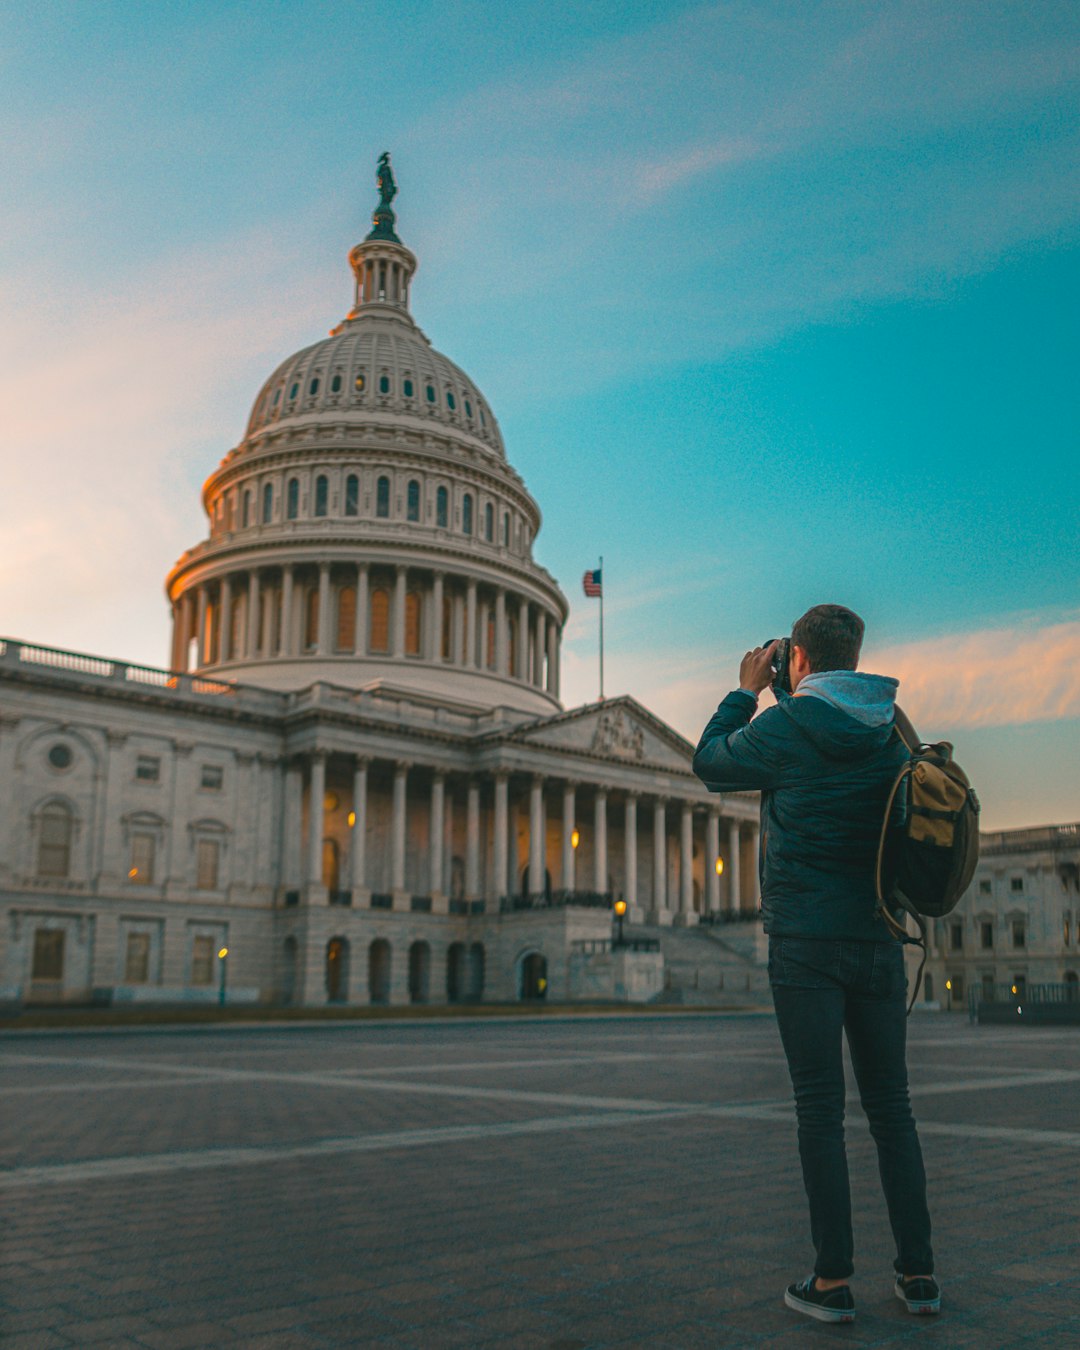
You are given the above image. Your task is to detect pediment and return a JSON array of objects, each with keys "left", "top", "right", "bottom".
[{"left": 511, "top": 697, "right": 694, "bottom": 772}]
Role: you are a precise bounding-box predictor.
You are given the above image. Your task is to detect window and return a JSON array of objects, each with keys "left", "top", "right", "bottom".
[
  {"left": 136, "top": 756, "right": 160, "bottom": 783},
  {"left": 336, "top": 585, "right": 356, "bottom": 651},
  {"left": 1013, "top": 974, "right": 1027, "bottom": 1000},
  {"left": 129, "top": 833, "right": 155, "bottom": 884},
  {"left": 425, "top": 384, "right": 436, "bottom": 403},
  {"left": 262, "top": 482, "right": 273, "bottom": 523},
  {"left": 479, "top": 406, "right": 486, "bottom": 427},
  {"left": 405, "top": 592, "right": 422, "bottom": 657},
  {"left": 271, "top": 386, "right": 281, "bottom": 409},
  {"left": 191, "top": 935, "right": 214, "bottom": 986},
  {"left": 200, "top": 765, "right": 223, "bottom": 791},
  {"left": 462, "top": 494, "right": 473, "bottom": 536},
  {"left": 436, "top": 486, "right": 448, "bottom": 528},
  {"left": 484, "top": 503, "right": 494, "bottom": 541},
  {"left": 370, "top": 588, "right": 390, "bottom": 653},
  {"left": 465, "top": 399, "right": 473, "bottom": 418},
  {"left": 354, "top": 371, "right": 366, "bottom": 392},
  {"left": 446, "top": 390, "right": 456, "bottom": 411},
  {"left": 379, "top": 374, "right": 390, "bottom": 394},
  {"left": 403, "top": 378, "right": 414, "bottom": 398},
  {"left": 1012, "top": 919, "right": 1026, "bottom": 948},
  {"left": 508, "top": 616, "right": 518, "bottom": 675},
  {"left": 331, "top": 373, "right": 342, "bottom": 394},
  {"left": 289, "top": 382, "right": 299, "bottom": 401},
  {"left": 981, "top": 972, "right": 995, "bottom": 1000},
  {"left": 948, "top": 973, "right": 964, "bottom": 1003},
  {"left": 345, "top": 474, "right": 359, "bottom": 517},
  {"left": 37, "top": 803, "right": 73, "bottom": 878},
  {"left": 48, "top": 743, "right": 72, "bottom": 770},
  {"left": 486, "top": 612, "right": 495, "bottom": 669},
  {"left": 979, "top": 878, "right": 992, "bottom": 895},
  {"left": 304, "top": 587, "right": 319, "bottom": 651},
  {"left": 32, "top": 929, "right": 64, "bottom": 982},
  {"left": 1011, "top": 877, "right": 1024, "bottom": 893},
  {"left": 286, "top": 478, "right": 299, "bottom": 520},
  {"left": 314, "top": 475, "right": 328, "bottom": 517},
  {"left": 503, "top": 513, "right": 510, "bottom": 547},
  {"left": 242, "top": 491, "right": 251, "bottom": 528},
  {"left": 980, "top": 920, "right": 994, "bottom": 949},
  {"left": 376, "top": 476, "right": 390, "bottom": 518},
  {"left": 196, "top": 840, "right": 220, "bottom": 891},
  {"left": 125, "top": 933, "right": 150, "bottom": 984},
  {"left": 309, "top": 376, "right": 320, "bottom": 396},
  {"left": 407, "top": 479, "right": 420, "bottom": 522},
  {"left": 442, "top": 594, "right": 452, "bottom": 660},
  {"left": 949, "top": 922, "right": 963, "bottom": 951}
]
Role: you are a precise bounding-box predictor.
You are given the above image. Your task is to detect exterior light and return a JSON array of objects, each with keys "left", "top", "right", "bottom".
[
  {"left": 614, "top": 899, "right": 627, "bottom": 917},
  {"left": 571, "top": 829, "right": 580, "bottom": 849},
  {"left": 1011, "top": 984, "right": 1018, "bottom": 995},
  {"left": 347, "top": 811, "right": 356, "bottom": 827},
  {"left": 945, "top": 980, "right": 952, "bottom": 991},
  {"left": 218, "top": 947, "right": 229, "bottom": 960},
  {"left": 715, "top": 856, "right": 724, "bottom": 876},
  {"left": 128, "top": 867, "right": 138, "bottom": 878}
]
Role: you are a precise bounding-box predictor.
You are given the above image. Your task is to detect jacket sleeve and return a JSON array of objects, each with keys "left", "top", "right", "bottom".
[{"left": 692, "top": 690, "right": 796, "bottom": 792}]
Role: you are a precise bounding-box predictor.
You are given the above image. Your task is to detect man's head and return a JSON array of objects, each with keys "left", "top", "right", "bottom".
[{"left": 789, "top": 604, "right": 865, "bottom": 690}]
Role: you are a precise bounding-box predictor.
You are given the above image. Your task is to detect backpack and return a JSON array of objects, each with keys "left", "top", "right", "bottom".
[{"left": 875, "top": 706, "right": 981, "bottom": 1012}]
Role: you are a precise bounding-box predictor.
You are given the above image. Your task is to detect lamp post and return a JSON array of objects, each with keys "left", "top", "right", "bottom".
[
  {"left": 218, "top": 946, "right": 229, "bottom": 1007},
  {"left": 613, "top": 897, "right": 627, "bottom": 948}
]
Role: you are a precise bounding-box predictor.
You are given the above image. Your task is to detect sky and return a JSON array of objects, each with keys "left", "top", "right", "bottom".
[{"left": 1, "top": 0, "right": 1077, "bottom": 831}]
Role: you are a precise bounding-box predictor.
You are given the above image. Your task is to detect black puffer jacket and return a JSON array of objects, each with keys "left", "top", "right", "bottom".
[{"left": 693, "top": 678, "right": 908, "bottom": 941}]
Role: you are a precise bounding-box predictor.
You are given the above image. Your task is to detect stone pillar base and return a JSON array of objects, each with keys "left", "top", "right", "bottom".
[
  {"left": 647, "top": 908, "right": 673, "bottom": 926},
  {"left": 304, "top": 884, "right": 328, "bottom": 906},
  {"left": 672, "top": 912, "right": 699, "bottom": 928},
  {"left": 391, "top": 889, "right": 409, "bottom": 913}
]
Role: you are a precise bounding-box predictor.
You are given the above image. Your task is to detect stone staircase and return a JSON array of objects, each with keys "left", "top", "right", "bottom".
[{"left": 625, "top": 921, "right": 770, "bottom": 1007}]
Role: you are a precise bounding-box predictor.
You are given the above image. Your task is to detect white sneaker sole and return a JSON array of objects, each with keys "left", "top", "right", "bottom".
[{"left": 894, "top": 1282, "right": 941, "bottom": 1314}]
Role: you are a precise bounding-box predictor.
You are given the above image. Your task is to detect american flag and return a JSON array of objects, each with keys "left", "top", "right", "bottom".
[{"left": 582, "top": 568, "right": 602, "bottom": 598}]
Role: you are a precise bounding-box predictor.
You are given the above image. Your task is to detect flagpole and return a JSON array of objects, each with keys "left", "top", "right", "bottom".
[{"left": 598, "top": 554, "right": 604, "bottom": 702}]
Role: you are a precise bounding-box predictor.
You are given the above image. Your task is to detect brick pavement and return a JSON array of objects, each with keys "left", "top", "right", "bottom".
[{"left": 2, "top": 1014, "right": 1079, "bottom": 1348}]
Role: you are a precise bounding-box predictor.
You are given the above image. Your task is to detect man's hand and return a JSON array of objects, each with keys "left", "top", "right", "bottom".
[{"left": 739, "top": 641, "right": 779, "bottom": 696}]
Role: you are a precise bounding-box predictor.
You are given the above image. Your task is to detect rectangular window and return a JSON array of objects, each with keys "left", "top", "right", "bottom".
[
  {"left": 981, "top": 972, "right": 995, "bottom": 1000},
  {"left": 345, "top": 475, "right": 359, "bottom": 517},
  {"left": 1012, "top": 919, "right": 1026, "bottom": 948},
  {"left": 980, "top": 921, "right": 994, "bottom": 949},
  {"left": 124, "top": 933, "right": 151, "bottom": 984},
  {"left": 1011, "top": 877, "right": 1024, "bottom": 893},
  {"left": 191, "top": 935, "right": 214, "bottom": 986},
  {"left": 949, "top": 922, "right": 963, "bottom": 951},
  {"left": 200, "top": 765, "right": 224, "bottom": 791},
  {"left": 978, "top": 878, "right": 992, "bottom": 895},
  {"left": 135, "top": 755, "right": 160, "bottom": 783},
  {"left": 31, "top": 929, "right": 65, "bottom": 981},
  {"left": 129, "top": 833, "right": 155, "bottom": 884},
  {"left": 196, "top": 839, "right": 220, "bottom": 891},
  {"left": 948, "top": 974, "right": 964, "bottom": 1003}
]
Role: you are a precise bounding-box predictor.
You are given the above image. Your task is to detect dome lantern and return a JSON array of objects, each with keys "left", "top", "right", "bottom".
[{"left": 340, "top": 152, "right": 417, "bottom": 325}]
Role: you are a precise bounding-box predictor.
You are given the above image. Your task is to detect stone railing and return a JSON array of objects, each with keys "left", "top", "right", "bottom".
[{"left": 980, "top": 823, "right": 1080, "bottom": 855}]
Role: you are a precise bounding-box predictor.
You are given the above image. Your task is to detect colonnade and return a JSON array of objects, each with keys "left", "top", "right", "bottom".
[
  {"left": 290, "top": 754, "right": 760, "bottom": 921},
  {"left": 171, "top": 562, "right": 561, "bottom": 695}
]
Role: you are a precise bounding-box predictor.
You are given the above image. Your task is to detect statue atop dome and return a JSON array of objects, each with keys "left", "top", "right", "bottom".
[{"left": 366, "top": 151, "right": 402, "bottom": 243}]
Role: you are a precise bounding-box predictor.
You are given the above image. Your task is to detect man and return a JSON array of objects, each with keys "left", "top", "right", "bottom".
[{"left": 692, "top": 604, "right": 939, "bottom": 1324}]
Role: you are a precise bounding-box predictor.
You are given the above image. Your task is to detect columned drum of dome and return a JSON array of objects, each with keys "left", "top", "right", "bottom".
[{"left": 165, "top": 157, "right": 567, "bottom": 714}]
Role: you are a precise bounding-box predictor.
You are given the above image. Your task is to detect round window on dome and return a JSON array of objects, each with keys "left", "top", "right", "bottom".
[
  {"left": 331, "top": 373, "right": 342, "bottom": 394},
  {"left": 446, "top": 391, "right": 456, "bottom": 411},
  {"left": 355, "top": 373, "right": 366, "bottom": 392},
  {"left": 403, "top": 378, "right": 414, "bottom": 398},
  {"left": 48, "top": 743, "right": 73, "bottom": 770},
  {"left": 379, "top": 375, "right": 390, "bottom": 395},
  {"left": 425, "top": 384, "right": 436, "bottom": 403},
  {"left": 309, "top": 377, "right": 320, "bottom": 397}
]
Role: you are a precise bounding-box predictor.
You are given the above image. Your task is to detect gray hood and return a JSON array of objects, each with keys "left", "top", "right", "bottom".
[{"left": 795, "top": 670, "right": 898, "bottom": 727}]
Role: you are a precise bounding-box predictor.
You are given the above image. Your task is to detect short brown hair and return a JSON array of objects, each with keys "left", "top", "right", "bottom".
[{"left": 791, "top": 604, "right": 865, "bottom": 673}]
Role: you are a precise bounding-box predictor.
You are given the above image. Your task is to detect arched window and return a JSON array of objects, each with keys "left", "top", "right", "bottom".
[
  {"left": 344, "top": 474, "right": 359, "bottom": 517},
  {"left": 486, "top": 612, "right": 495, "bottom": 669},
  {"left": 426, "top": 384, "right": 436, "bottom": 404},
  {"left": 37, "top": 802, "right": 73, "bottom": 878},
  {"left": 462, "top": 493, "right": 473, "bottom": 536},
  {"left": 436, "top": 486, "right": 448, "bottom": 529},
  {"left": 336, "top": 586, "right": 356, "bottom": 651},
  {"left": 309, "top": 376, "right": 320, "bottom": 397},
  {"left": 403, "top": 377, "right": 414, "bottom": 398},
  {"left": 405, "top": 591, "right": 422, "bottom": 657},
  {"left": 370, "top": 588, "right": 390, "bottom": 653},
  {"left": 314, "top": 475, "right": 328, "bottom": 518},
  {"left": 442, "top": 594, "right": 452, "bottom": 660},
  {"left": 446, "top": 390, "right": 456, "bottom": 411},
  {"left": 330, "top": 373, "right": 342, "bottom": 394},
  {"left": 304, "top": 586, "right": 320, "bottom": 650},
  {"left": 376, "top": 476, "right": 390, "bottom": 519},
  {"left": 286, "top": 478, "right": 299, "bottom": 520},
  {"left": 406, "top": 479, "right": 420, "bottom": 522},
  {"left": 262, "top": 482, "right": 273, "bottom": 523},
  {"left": 379, "top": 374, "right": 391, "bottom": 394},
  {"left": 484, "top": 502, "right": 494, "bottom": 542},
  {"left": 242, "top": 491, "right": 251, "bottom": 528}
]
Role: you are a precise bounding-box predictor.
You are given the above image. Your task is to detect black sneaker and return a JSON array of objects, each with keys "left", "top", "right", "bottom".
[
  {"left": 784, "top": 1275, "right": 855, "bottom": 1323},
  {"left": 894, "top": 1274, "right": 941, "bottom": 1315}
]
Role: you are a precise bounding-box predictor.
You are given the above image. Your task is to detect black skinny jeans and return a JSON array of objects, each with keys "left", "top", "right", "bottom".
[{"left": 768, "top": 936, "right": 934, "bottom": 1281}]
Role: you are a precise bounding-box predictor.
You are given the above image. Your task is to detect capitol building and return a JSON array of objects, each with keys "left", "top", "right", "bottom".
[{"left": 0, "top": 162, "right": 762, "bottom": 1008}]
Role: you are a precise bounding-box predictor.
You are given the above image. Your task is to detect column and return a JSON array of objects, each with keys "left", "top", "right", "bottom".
[
  {"left": 728, "top": 820, "right": 742, "bottom": 915},
  {"left": 391, "top": 762, "right": 408, "bottom": 894},
  {"left": 430, "top": 773, "right": 445, "bottom": 897},
  {"left": 284, "top": 760, "right": 303, "bottom": 888},
  {"left": 393, "top": 566, "right": 406, "bottom": 658},
  {"left": 561, "top": 783, "right": 576, "bottom": 892},
  {"left": 547, "top": 621, "right": 558, "bottom": 695},
  {"left": 178, "top": 592, "right": 193, "bottom": 671},
  {"left": 528, "top": 776, "right": 545, "bottom": 896},
  {"left": 493, "top": 772, "right": 509, "bottom": 902},
  {"left": 354, "top": 563, "right": 369, "bottom": 655},
  {"left": 478, "top": 595, "right": 490, "bottom": 670},
  {"left": 465, "top": 580, "right": 477, "bottom": 667},
  {"left": 196, "top": 585, "right": 209, "bottom": 667},
  {"left": 432, "top": 571, "right": 445, "bottom": 662},
  {"left": 624, "top": 794, "right": 638, "bottom": 912},
  {"left": 281, "top": 565, "right": 295, "bottom": 657},
  {"left": 706, "top": 809, "right": 720, "bottom": 915},
  {"left": 317, "top": 562, "right": 331, "bottom": 654},
  {"left": 465, "top": 778, "right": 480, "bottom": 897},
  {"left": 308, "top": 753, "right": 326, "bottom": 890},
  {"left": 246, "top": 570, "right": 261, "bottom": 658},
  {"left": 350, "top": 758, "right": 368, "bottom": 891},
  {"left": 594, "top": 789, "right": 608, "bottom": 893},
  {"left": 517, "top": 598, "right": 529, "bottom": 679},
  {"left": 653, "top": 800, "right": 667, "bottom": 919},
  {"left": 534, "top": 611, "right": 547, "bottom": 688},
  {"left": 494, "top": 588, "right": 507, "bottom": 675},
  {"left": 219, "top": 576, "right": 233, "bottom": 662},
  {"left": 679, "top": 803, "right": 694, "bottom": 923}
]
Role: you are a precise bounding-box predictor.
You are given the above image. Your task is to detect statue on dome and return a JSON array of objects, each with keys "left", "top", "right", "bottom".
[{"left": 366, "top": 151, "right": 402, "bottom": 243}]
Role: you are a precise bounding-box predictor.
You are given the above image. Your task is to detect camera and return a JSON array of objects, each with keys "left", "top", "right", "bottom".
[{"left": 762, "top": 637, "right": 792, "bottom": 696}]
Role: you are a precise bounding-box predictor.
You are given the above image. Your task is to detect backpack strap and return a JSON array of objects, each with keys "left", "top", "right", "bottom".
[{"left": 878, "top": 704, "right": 928, "bottom": 1015}]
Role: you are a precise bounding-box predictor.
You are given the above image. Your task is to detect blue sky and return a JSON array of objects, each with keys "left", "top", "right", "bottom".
[{"left": 1, "top": 1, "right": 1077, "bottom": 829}]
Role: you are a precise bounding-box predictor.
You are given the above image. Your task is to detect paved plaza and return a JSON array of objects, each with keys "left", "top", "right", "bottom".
[{"left": 2, "top": 1012, "right": 1079, "bottom": 1349}]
